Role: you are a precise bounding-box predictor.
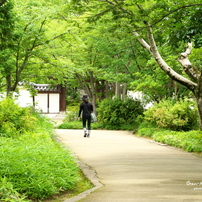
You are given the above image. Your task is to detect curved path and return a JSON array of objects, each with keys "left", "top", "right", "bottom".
[{"left": 55, "top": 129, "right": 202, "bottom": 202}]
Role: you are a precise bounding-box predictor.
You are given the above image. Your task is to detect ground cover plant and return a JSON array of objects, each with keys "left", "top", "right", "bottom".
[
  {"left": 0, "top": 98, "right": 93, "bottom": 201},
  {"left": 153, "top": 130, "right": 202, "bottom": 153},
  {"left": 138, "top": 128, "right": 202, "bottom": 154},
  {"left": 58, "top": 120, "right": 102, "bottom": 130},
  {"left": 137, "top": 98, "right": 202, "bottom": 154}
]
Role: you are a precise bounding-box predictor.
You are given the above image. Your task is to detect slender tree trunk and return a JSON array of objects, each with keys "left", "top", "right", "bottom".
[
  {"left": 194, "top": 74, "right": 202, "bottom": 130},
  {"left": 89, "top": 71, "right": 97, "bottom": 114},
  {"left": 6, "top": 75, "right": 12, "bottom": 96},
  {"left": 122, "top": 83, "right": 127, "bottom": 97},
  {"left": 115, "top": 82, "right": 121, "bottom": 99},
  {"left": 76, "top": 74, "right": 91, "bottom": 97},
  {"left": 173, "top": 81, "right": 178, "bottom": 99},
  {"left": 105, "top": 81, "right": 109, "bottom": 98},
  {"left": 195, "top": 96, "right": 202, "bottom": 130}
]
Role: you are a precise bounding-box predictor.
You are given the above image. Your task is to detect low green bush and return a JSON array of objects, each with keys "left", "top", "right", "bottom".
[
  {"left": 97, "top": 96, "right": 144, "bottom": 130},
  {"left": 143, "top": 98, "right": 198, "bottom": 131},
  {"left": 0, "top": 98, "right": 38, "bottom": 137},
  {"left": 153, "top": 130, "right": 202, "bottom": 153},
  {"left": 64, "top": 105, "right": 79, "bottom": 122}
]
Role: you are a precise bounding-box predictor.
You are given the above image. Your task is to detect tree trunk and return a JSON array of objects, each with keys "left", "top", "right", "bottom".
[
  {"left": 134, "top": 31, "right": 197, "bottom": 91},
  {"left": 6, "top": 75, "right": 12, "bottom": 96},
  {"left": 173, "top": 81, "right": 178, "bottom": 99},
  {"left": 105, "top": 81, "right": 109, "bottom": 98},
  {"left": 195, "top": 96, "right": 202, "bottom": 130},
  {"left": 122, "top": 83, "right": 127, "bottom": 97},
  {"left": 89, "top": 71, "right": 97, "bottom": 115},
  {"left": 193, "top": 74, "right": 202, "bottom": 130},
  {"left": 115, "top": 82, "right": 121, "bottom": 99}
]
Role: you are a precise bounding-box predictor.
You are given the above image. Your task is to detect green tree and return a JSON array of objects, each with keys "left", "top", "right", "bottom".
[
  {"left": 69, "top": 0, "right": 202, "bottom": 130},
  {"left": 0, "top": 0, "right": 70, "bottom": 95},
  {"left": 0, "top": 0, "right": 15, "bottom": 94}
]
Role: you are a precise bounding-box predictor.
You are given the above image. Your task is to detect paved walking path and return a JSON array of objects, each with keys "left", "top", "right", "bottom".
[{"left": 54, "top": 129, "right": 202, "bottom": 202}]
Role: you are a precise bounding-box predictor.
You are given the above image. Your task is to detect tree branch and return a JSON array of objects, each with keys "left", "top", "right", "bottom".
[
  {"left": 178, "top": 42, "right": 199, "bottom": 82},
  {"left": 150, "top": 4, "right": 202, "bottom": 28},
  {"left": 134, "top": 26, "right": 197, "bottom": 91},
  {"left": 133, "top": 32, "right": 151, "bottom": 52},
  {"left": 146, "top": 26, "right": 197, "bottom": 91},
  {"left": 134, "top": 4, "right": 202, "bottom": 31}
]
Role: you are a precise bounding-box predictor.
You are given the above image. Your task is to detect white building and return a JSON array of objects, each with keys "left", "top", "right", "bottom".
[{"left": 1, "top": 83, "right": 66, "bottom": 114}]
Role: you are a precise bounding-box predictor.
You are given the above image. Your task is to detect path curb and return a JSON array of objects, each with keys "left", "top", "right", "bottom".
[{"left": 63, "top": 153, "right": 103, "bottom": 202}]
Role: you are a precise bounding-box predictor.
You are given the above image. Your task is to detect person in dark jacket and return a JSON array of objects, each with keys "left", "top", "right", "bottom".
[{"left": 78, "top": 94, "right": 93, "bottom": 137}]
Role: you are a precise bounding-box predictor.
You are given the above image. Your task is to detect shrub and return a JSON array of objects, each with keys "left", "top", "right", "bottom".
[
  {"left": 0, "top": 98, "right": 37, "bottom": 137},
  {"left": 97, "top": 96, "right": 144, "bottom": 130},
  {"left": 143, "top": 98, "right": 198, "bottom": 131},
  {"left": 64, "top": 105, "right": 79, "bottom": 122}
]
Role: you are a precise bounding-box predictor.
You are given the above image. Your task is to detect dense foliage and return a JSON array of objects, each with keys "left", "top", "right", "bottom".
[
  {"left": 97, "top": 97, "right": 144, "bottom": 130},
  {"left": 143, "top": 98, "right": 198, "bottom": 131},
  {"left": 0, "top": 98, "right": 91, "bottom": 201},
  {"left": 0, "top": 98, "right": 37, "bottom": 137}
]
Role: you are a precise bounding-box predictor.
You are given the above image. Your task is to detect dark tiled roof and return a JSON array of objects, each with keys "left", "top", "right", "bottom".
[
  {"left": 33, "top": 84, "right": 61, "bottom": 92},
  {"left": 18, "top": 82, "right": 61, "bottom": 92}
]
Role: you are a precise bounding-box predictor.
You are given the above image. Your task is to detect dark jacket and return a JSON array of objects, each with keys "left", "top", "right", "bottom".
[{"left": 78, "top": 101, "right": 93, "bottom": 119}]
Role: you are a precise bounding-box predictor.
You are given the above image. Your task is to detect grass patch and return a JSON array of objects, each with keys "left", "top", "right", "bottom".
[
  {"left": 153, "top": 130, "right": 202, "bottom": 153},
  {"left": 58, "top": 121, "right": 103, "bottom": 130},
  {"left": 137, "top": 127, "right": 202, "bottom": 154},
  {"left": 0, "top": 134, "right": 79, "bottom": 200},
  {"left": 0, "top": 98, "right": 93, "bottom": 201},
  {"left": 42, "top": 171, "right": 94, "bottom": 202},
  {"left": 57, "top": 120, "right": 137, "bottom": 131},
  {"left": 0, "top": 131, "right": 94, "bottom": 201}
]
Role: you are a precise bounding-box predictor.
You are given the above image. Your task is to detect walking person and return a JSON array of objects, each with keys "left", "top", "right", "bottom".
[{"left": 78, "top": 94, "right": 93, "bottom": 137}]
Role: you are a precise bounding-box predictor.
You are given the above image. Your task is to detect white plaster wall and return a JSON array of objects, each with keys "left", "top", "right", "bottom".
[
  {"left": 49, "top": 94, "right": 60, "bottom": 113},
  {"left": 0, "top": 87, "right": 61, "bottom": 113},
  {"left": 15, "top": 88, "right": 33, "bottom": 107},
  {"left": 0, "top": 88, "right": 33, "bottom": 107},
  {"left": 34, "top": 94, "right": 48, "bottom": 113}
]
